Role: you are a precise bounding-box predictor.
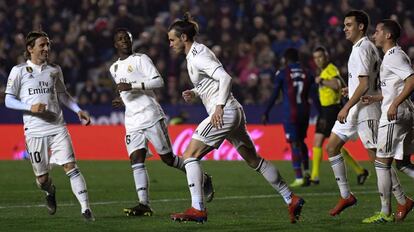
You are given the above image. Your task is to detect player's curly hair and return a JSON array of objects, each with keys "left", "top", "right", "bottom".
[
  {"left": 168, "top": 12, "right": 199, "bottom": 41},
  {"left": 24, "top": 31, "right": 49, "bottom": 59}
]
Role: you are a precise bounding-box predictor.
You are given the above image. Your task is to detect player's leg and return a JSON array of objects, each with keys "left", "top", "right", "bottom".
[
  {"left": 298, "top": 120, "right": 310, "bottom": 185},
  {"left": 362, "top": 156, "right": 394, "bottom": 223},
  {"left": 289, "top": 140, "right": 304, "bottom": 187},
  {"left": 228, "top": 109, "right": 304, "bottom": 223},
  {"left": 145, "top": 119, "right": 215, "bottom": 202},
  {"left": 396, "top": 155, "right": 414, "bottom": 178},
  {"left": 340, "top": 147, "right": 369, "bottom": 184},
  {"left": 374, "top": 121, "right": 414, "bottom": 222},
  {"left": 171, "top": 114, "right": 227, "bottom": 223},
  {"left": 326, "top": 121, "right": 357, "bottom": 216},
  {"left": 123, "top": 130, "right": 153, "bottom": 216},
  {"left": 51, "top": 130, "right": 93, "bottom": 220},
  {"left": 26, "top": 135, "right": 56, "bottom": 215},
  {"left": 170, "top": 138, "right": 213, "bottom": 223},
  {"left": 311, "top": 132, "right": 325, "bottom": 184}
]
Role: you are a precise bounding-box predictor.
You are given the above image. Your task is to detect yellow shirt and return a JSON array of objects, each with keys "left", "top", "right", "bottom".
[{"left": 319, "top": 63, "right": 341, "bottom": 106}]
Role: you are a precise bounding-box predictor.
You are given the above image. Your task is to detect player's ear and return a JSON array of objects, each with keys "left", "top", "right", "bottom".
[{"left": 180, "top": 33, "right": 188, "bottom": 42}]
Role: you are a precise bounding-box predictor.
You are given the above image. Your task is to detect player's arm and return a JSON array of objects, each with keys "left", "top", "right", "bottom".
[
  {"left": 4, "top": 66, "right": 44, "bottom": 112},
  {"left": 360, "top": 94, "right": 383, "bottom": 105},
  {"left": 337, "top": 75, "right": 369, "bottom": 123},
  {"left": 388, "top": 74, "right": 414, "bottom": 121},
  {"left": 319, "top": 76, "right": 341, "bottom": 90},
  {"left": 117, "top": 54, "right": 164, "bottom": 91},
  {"left": 210, "top": 67, "right": 232, "bottom": 128},
  {"left": 262, "top": 71, "right": 282, "bottom": 124},
  {"left": 56, "top": 67, "right": 90, "bottom": 125}
]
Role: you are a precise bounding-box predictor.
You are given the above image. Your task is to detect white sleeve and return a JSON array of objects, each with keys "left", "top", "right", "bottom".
[
  {"left": 388, "top": 53, "right": 414, "bottom": 81},
  {"left": 210, "top": 67, "right": 232, "bottom": 105},
  {"left": 55, "top": 66, "right": 67, "bottom": 93},
  {"left": 5, "top": 94, "right": 31, "bottom": 111},
  {"left": 192, "top": 50, "right": 222, "bottom": 77},
  {"left": 131, "top": 54, "right": 164, "bottom": 90},
  {"left": 5, "top": 66, "right": 22, "bottom": 97},
  {"left": 58, "top": 92, "right": 81, "bottom": 113},
  {"left": 355, "top": 46, "right": 372, "bottom": 77}
]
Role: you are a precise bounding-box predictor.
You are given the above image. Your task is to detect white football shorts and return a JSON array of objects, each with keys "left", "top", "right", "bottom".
[
  {"left": 125, "top": 119, "right": 172, "bottom": 156},
  {"left": 192, "top": 107, "right": 255, "bottom": 150},
  {"left": 25, "top": 128, "right": 75, "bottom": 176},
  {"left": 376, "top": 111, "right": 414, "bottom": 160},
  {"left": 331, "top": 119, "right": 378, "bottom": 149}
]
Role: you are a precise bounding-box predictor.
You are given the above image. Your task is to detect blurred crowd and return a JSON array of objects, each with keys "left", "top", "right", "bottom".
[{"left": 1, "top": 0, "right": 414, "bottom": 106}]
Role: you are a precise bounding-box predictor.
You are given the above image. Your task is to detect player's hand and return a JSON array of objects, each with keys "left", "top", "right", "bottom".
[
  {"left": 77, "top": 110, "right": 91, "bottom": 126},
  {"left": 39, "top": 111, "right": 58, "bottom": 122},
  {"left": 182, "top": 90, "right": 195, "bottom": 103},
  {"left": 112, "top": 97, "right": 124, "bottom": 108},
  {"left": 360, "top": 95, "right": 374, "bottom": 105},
  {"left": 261, "top": 114, "right": 269, "bottom": 125},
  {"left": 341, "top": 87, "right": 349, "bottom": 98},
  {"left": 211, "top": 105, "right": 224, "bottom": 129},
  {"left": 387, "top": 103, "right": 398, "bottom": 122},
  {"left": 315, "top": 76, "right": 322, "bottom": 85},
  {"left": 117, "top": 83, "right": 132, "bottom": 92},
  {"left": 337, "top": 107, "right": 349, "bottom": 124},
  {"left": 30, "top": 103, "right": 47, "bottom": 113}
]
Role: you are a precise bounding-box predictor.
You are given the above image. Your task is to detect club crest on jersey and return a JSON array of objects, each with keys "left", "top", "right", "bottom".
[
  {"left": 26, "top": 66, "right": 33, "bottom": 73},
  {"left": 50, "top": 72, "right": 59, "bottom": 79},
  {"left": 127, "top": 65, "right": 133, "bottom": 73}
]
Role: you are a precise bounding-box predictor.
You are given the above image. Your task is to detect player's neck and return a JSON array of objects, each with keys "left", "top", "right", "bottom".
[
  {"left": 352, "top": 34, "right": 365, "bottom": 44},
  {"left": 184, "top": 41, "right": 194, "bottom": 55},
  {"left": 382, "top": 42, "right": 396, "bottom": 54},
  {"left": 30, "top": 58, "right": 46, "bottom": 66},
  {"left": 119, "top": 52, "right": 132, "bottom": 60}
]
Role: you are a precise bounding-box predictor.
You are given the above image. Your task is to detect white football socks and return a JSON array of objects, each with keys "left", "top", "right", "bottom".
[
  {"left": 66, "top": 168, "right": 90, "bottom": 213},
  {"left": 132, "top": 163, "right": 149, "bottom": 205},
  {"left": 184, "top": 158, "right": 205, "bottom": 211},
  {"left": 256, "top": 159, "right": 292, "bottom": 204},
  {"left": 329, "top": 154, "right": 350, "bottom": 199}
]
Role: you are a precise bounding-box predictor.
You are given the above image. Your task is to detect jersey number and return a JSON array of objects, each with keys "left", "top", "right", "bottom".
[
  {"left": 126, "top": 135, "right": 131, "bottom": 145},
  {"left": 29, "top": 151, "right": 41, "bottom": 163},
  {"left": 293, "top": 81, "right": 304, "bottom": 104}
]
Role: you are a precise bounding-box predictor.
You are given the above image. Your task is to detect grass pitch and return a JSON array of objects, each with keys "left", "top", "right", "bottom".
[{"left": 0, "top": 160, "right": 413, "bottom": 232}]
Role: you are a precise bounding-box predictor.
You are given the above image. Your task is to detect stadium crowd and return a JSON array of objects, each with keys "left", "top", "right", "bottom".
[{"left": 1, "top": 0, "right": 414, "bottom": 106}]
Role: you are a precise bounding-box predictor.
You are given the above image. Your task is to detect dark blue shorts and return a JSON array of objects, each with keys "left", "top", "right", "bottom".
[{"left": 283, "top": 120, "right": 309, "bottom": 142}]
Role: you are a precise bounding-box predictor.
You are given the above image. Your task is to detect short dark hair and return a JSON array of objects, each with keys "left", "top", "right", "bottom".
[
  {"left": 345, "top": 10, "right": 370, "bottom": 34},
  {"left": 114, "top": 28, "right": 132, "bottom": 41},
  {"left": 25, "top": 31, "right": 48, "bottom": 59},
  {"left": 283, "top": 47, "right": 299, "bottom": 63},
  {"left": 380, "top": 19, "right": 401, "bottom": 42},
  {"left": 313, "top": 46, "right": 328, "bottom": 55},
  {"left": 168, "top": 12, "right": 199, "bottom": 41}
]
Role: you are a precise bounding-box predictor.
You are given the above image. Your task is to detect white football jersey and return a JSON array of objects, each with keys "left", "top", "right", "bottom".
[
  {"left": 109, "top": 53, "right": 165, "bottom": 132},
  {"left": 347, "top": 36, "right": 382, "bottom": 122},
  {"left": 5, "top": 60, "right": 66, "bottom": 137},
  {"left": 380, "top": 46, "right": 414, "bottom": 121},
  {"left": 186, "top": 42, "right": 241, "bottom": 115}
]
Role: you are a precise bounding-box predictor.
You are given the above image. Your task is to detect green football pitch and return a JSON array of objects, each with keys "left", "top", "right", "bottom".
[{"left": 0, "top": 160, "right": 413, "bottom": 232}]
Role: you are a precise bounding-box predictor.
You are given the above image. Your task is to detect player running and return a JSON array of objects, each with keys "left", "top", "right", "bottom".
[
  {"left": 167, "top": 13, "right": 305, "bottom": 224},
  {"left": 109, "top": 28, "right": 214, "bottom": 217},
  {"left": 5, "top": 31, "right": 94, "bottom": 221}
]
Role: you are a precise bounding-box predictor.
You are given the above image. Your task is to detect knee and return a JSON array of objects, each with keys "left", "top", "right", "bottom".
[
  {"left": 160, "top": 153, "right": 175, "bottom": 166},
  {"left": 130, "top": 150, "right": 146, "bottom": 164},
  {"left": 36, "top": 174, "right": 49, "bottom": 185},
  {"left": 325, "top": 142, "right": 338, "bottom": 156},
  {"left": 63, "top": 161, "right": 76, "bottom": 172}
]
